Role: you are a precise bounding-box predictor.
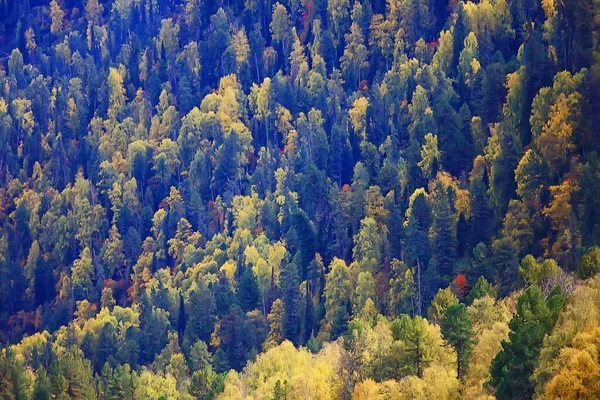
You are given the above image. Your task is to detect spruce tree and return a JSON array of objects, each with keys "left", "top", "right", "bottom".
[
  {"left": 280, "top": 262, "right": 302, "bottom": 346},
  {"left": 441, "top": 303, "right": 476, "bottom": 380},
  {"left": 431, "top": 183, "right": 457, "bottom": 279}
]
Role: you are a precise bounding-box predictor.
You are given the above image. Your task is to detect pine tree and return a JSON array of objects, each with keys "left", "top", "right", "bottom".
[
  {"left": 280, "top": 262, "right": 302, "bottom": 345},
  {"left": 431, "top": 182, "right": 457, "bottom": 279},
  {"left": 218, "top": 304, "right": 250, "bottom": 371},
  {"left": 489, "top": 286, "right": 567, "bottom": 399},
  {"left": 237, "top": 267, "right": 260, "bottom": 313},
  {"left": 441, "top": 303, "right": 476, "bottom": 380},
  {"left": 184, "top": 285, "right": 216, "bottom": 347},
  {"left": 33, "top": 367, "right": 51, "bottom": 400},
  {"left": 470, "top": 163, "right": 493, "bottom": 246}
]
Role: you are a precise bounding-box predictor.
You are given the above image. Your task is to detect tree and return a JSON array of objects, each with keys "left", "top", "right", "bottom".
[
  {"left": 265, "top": 299, "right": 285, "bottom": 350},
  {"left": 543, "top": 321, "right": 600, "bottom": 399},
  {"left": 270, "top": 3, "right": 292, "bottom": 56},
  {"left": 467, "top": 276, "right": 496, "bottom": 305},
  {"left": 369, "top": 14, "right": 395, "bottom": 68},
  {"left": 237, "top": 267, "right": 260, "bottom": 313},
  {"left": 418, "top": 133, "right": 441, "bottom": 180},
  {"left": 50, "top": 0, "right": 64, "bottom": 34},
  {"left": 101, "top": 287, "right": 116, "bottom": 310},
  {"left": 280, "top": 262, "right": 302, "bottom": 345},
  {"left": 190, "top": 366, "right": 222, "bottom": 400},
  {"left": 408, "top": 86, "right": 436, "bottom": 143},
  {"left": 340, "top": 22, "right": 369, "bottom": 87},
  {"left": 390, "top": 315, "right": 439, "bottom": 379},
  {"left": 431, "top": 182, "right": 457, "bottom": 278},
  {"left": 349, "top": 97, "right": 369, "bottom": 141},
  {"left": 353, "top": 271, "right": 376, "bottom": 315},
  {"left": 272, "top": 379, "right": 289, "bottom": 400},
  {"left": 323, "top": 258, "right": 353, "bottom": 340},
  {"left": 577, "top": 246, "right": 600, "bottom": 280},
  {"left": 489, "top": 286, "right": 567, "bottom": 400},
  {"left": 218, "top": 304, "right": 250, "bottom": 371},
  {"left": 184, "top": 285, "right": 216, "bottom": 347},
  {"left": 104, "top": 364, "right": 135, "bottom": 400},
  {"left": 95, "top": 322, "right": 118, "bottom": 371},
  {"left": 328, "top": 0, "right": 351, "bottom": 47},
  {"left": 85, "top": 0, "right": 103, "bottom": 25},
  {"left": 353, "top": 217, "right": 382, "bottom": 274},
  {"left": 469, "top": 157, "right": 493, "bottom": 246},
  {"left": 389, "top": 259, "right": 417, "bottom": 317},
  {"left": 502, "top": 200, "right": 533, "bottom": 257},
  {"left": 101, "top": 225, "right": 125, "bottom": 280},
  {"left": 33, "top": 367, "right": 51, "bottom": 400},
  {"left": 458, "top": 33, "right": 479, "bottom": 95},
  {"left": 72, "top": 247, "right": 96, "bottom": 301},
  {"left": 518, "top": 255, "right": 562, "bottom": 289},
  {"left": 159, "top": 18, "right": 180, "bottom": 60},
  {"left": 107, "top": 68, "right": 126, "bottom": 121},
  {"left": 441, "top": 304, "right": 476, "bottom": 380},
  {"left": 427, "top": 287, "right": 458, "bottom": 325}
]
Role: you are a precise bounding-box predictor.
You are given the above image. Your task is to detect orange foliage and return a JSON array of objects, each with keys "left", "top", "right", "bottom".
[
  {"left": 359, "top": 80, "right": 369, "bottom": 92},
  {"left": 34, "top": 307, "right": 42, "bottom": 329},
  {"left": 104, "top": 278, "right": 117, "bottom": 289},
  {"left": 454, "top": 274, "right": 468, "bottom": 298},
  {"left": 126, "top": 284, "right": 135, "bottom": 299}
]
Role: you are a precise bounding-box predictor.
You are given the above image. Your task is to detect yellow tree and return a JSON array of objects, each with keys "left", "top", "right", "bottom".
[
  {"left": 340, "top": 22, "right": 369, "bottom": 87},
  {"left": 50, "top": 0, "right": 64, "bottom": 34},
  {"left": 543, "top": 321, "right": 600, "bottom": 399},
  {"left": 270, "top": 3, "right": 292, "bottom": 56},
  {"left": 85, "top": 0, "right": 104, "bottom": 25},
  {"left": 536, "top": 93, "right": 580, "bottom": 175},
  {"left": 349, "top": 97, "right": 369, "bottom": 140},
  {"left": 543, "top": 179, "right": 575, "bottom": 233},
  {"left": 107, "top": 68, "right": 126, "bottom": 121}
]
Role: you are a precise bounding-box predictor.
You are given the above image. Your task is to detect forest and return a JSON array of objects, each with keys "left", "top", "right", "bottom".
[{"left": 0, "top": 0, "right": 599, "bottom": 398}]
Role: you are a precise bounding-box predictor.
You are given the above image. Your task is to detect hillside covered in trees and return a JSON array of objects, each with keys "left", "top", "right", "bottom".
[{"left": 0, "top": 0, "right": 599, "bottom": 398}]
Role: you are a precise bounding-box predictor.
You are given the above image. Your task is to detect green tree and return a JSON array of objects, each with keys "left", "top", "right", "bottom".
[
  {"left": 33, "top": 367, "right": 51, "bottom": 400},
  {"left": 101, "top": 287, "right": 116, "bottom": 310},
  {"left": 418, "top": 133, "right": 441, "bottom": 180},
  {"left": 237, "top": 267, "right": 260, "bottom": 313},
  {"left": 190, "top": 366, "right": 222, "bottom": 400},
  {"left": 328, "top": 0, "right": 351, "bottom": 47},
  {"left": 72, "top": 247, "right": 95, "bottom": 301},
  {"left": 489, "top": 286, "right": 567, "bottom": 400},
  {"left": 184, "top": 285, "right": 216, "bottom": 347},
  {"left": 427, "top": 287, "right": 458, "bottom": 325},
  {"left": 577, "top": 246, "right": 600, "bottom": 280},
  {"left": 431, "top": 182, "right": 457, "bottom": 278},
  {"left": 441, "top": 303, "right": 476, "bottom": 380},
  {"left": 467, "top": 276, "right": 497, "bottom": 305},
  {"left": 340, "top": 22, "right": 369, "bottom": 87},
  {"left": 280, "top": 262, "right": 302, "bottom": 345}
]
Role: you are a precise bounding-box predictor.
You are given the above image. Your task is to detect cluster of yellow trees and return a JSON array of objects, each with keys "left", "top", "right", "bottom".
[{"left": 218, "top": 293, "right": 517, "bottom": 399}]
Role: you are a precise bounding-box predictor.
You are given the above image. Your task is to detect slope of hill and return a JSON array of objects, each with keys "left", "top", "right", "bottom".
[{"left": 0, "top": 0, "right": 599, "bottom": 398}]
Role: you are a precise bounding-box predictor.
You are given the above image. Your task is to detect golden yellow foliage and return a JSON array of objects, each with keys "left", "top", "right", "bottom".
[
  {"left": 543, "top": 321, "right": 600, "bottom": 399},
  {"left": 463, "top": 321, "right": 509, "bottom": 399},
  {"left": 396, "top": 364, "right": 460, "bottom": 400},
  {"left": 218, "top": 340, "right": 344, "bottom": 400},
  {"left": 534, "top": 275, "right": 600, "bottom": 395}
]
